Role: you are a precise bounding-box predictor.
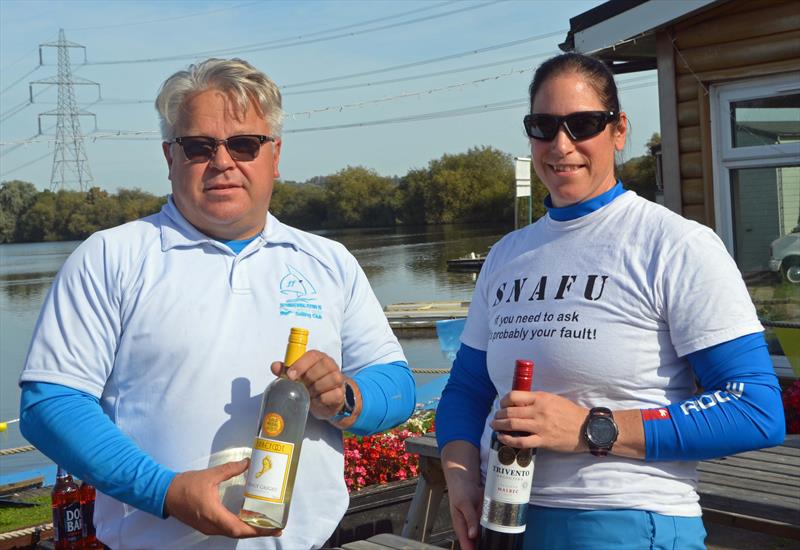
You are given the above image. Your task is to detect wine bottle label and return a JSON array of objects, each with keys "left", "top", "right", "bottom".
[
  {"left": 243, "top": 437, "right": 294, "bottom": 503},
  {"left": 480, "top": 445, "right": 534, "bottom": 533},
  {"left": 262, "top": 413, "right": 285, "bottom": 437}
]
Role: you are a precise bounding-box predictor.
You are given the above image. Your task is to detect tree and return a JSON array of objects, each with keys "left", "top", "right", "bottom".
[
  {"left": 619, "top": 133, "right": 660, "bottom": 202},
  {"left": 0, "top": 180, "right": 38, "bottom": 242},
  {"left": 324, "top": 166, "right": 398, "bottom": 228},
  {"left": 270, "top": 180, "right": 328, "bottom": 229},
  {"left": 398, "top": 147, "right": 514, "bottom": 224}
]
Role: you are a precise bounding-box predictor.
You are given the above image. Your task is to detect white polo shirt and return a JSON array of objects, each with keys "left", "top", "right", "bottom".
[{"left": 21, "top": 197, "right": 406, "bottom": 549}]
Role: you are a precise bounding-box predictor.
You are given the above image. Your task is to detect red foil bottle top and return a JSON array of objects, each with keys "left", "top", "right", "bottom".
[{"left": 513, "top": 359, "right": 534, "bottom": 391}]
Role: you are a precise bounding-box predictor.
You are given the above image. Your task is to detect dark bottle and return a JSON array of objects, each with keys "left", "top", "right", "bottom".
[
  {"left": 477, "top": 359, "right": 535, "bottom": 550},
  {"left": 52, "top": 467, "right": 83, "bottom": 549},
  {"left": 80, "top": 480, "right": 101, "bottom": 548}
]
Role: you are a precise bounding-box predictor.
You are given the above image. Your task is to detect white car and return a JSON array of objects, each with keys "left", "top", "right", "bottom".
[{"left": 769, "top": 225, "right": 800, "bottom": 284}]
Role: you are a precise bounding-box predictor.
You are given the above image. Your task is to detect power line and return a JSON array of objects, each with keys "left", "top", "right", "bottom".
[
  {"left": 84, "top": 0, "right": 503, "bottom": 65},
  {"left": 284, "top": 51, "right": 560, "bottom": 96},
  {"left": 0, "top": 79, "right": 657, "bottom": 147},
  {"left": 0, "top": 65, "right": 40, "bottom": 96},
  {"left": 283, "top": 30, "right": 566, "bottom": 89},
  {"left": 287, "top": 98, "right": 529, "bottom": 133},
  {"left": 0, "top": 151, "right": 53, "bottom": 178},
  {"left": 0, "top": 46, "right": 39, "bottom": 72},
  {"left": 287, "top": 68, "right": 535, "bottom": 118},
  {"left": 65, "top": 1, "right": 262, "bottom": 31}
]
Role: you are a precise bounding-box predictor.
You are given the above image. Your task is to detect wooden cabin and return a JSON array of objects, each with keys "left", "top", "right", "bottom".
[{"left": 561, "top": 0, "right": 799, "bottom": 379}]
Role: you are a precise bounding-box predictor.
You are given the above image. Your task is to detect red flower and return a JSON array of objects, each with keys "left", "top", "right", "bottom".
[{"left": 343, "top": 410, "right": 435, "bottom": 492}]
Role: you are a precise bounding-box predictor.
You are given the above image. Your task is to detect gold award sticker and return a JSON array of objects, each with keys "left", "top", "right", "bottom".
[{"left": 263, "top": 413, "right": 285, "bottom": 437}]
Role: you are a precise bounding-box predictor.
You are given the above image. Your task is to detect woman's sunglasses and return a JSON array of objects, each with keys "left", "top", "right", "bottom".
[
  {"left": 523, "top": 111, "right": 618, "bottom": 142},
  {"left": 166, "top": 134, "right": 275, "bottom": 162}
]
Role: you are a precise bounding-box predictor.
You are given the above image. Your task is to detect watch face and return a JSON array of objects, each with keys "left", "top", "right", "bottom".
[
  {"left": 588, "top": 416, "right": 617, "bottom": 446},
  {"left": 343, "top": 382, "right": 356, "bottom": 413}
]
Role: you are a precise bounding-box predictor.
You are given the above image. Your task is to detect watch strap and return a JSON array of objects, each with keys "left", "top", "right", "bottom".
[{"left": 331, "top": 381, "right": 356, "bottom": 423}]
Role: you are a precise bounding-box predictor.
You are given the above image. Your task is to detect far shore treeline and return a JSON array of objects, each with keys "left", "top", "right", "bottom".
[{"left": 0, "top": 141, "right": 658, "bottom": 244}]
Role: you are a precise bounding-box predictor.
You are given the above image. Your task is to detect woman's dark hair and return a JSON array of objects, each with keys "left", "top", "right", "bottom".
[{"left": 528, "top": 53, "right": 620, "bottom": 114}]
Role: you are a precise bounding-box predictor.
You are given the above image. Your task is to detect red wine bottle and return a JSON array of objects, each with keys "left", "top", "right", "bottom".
[{"left": 477, "top": 359, "right": 534, "bottom": 550}]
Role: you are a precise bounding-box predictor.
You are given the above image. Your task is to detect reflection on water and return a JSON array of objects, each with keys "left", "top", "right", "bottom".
[{"left": 0, "top": 223, "right": 509, "bottom": 480}]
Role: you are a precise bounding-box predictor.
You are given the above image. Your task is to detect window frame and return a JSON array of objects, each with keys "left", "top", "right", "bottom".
[{"left": 710, "top": 72, "right": 800, "bottom": 255}]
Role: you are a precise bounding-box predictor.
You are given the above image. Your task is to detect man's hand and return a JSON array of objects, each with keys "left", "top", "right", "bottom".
[
  {"left": 164, "top": 459, "right": 282, "bottom": 538},
  {"left": 271, "top": 350, "right": 355, "bottom": 421}
]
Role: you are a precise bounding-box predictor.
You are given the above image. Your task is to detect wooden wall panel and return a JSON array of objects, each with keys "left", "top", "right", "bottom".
[
  {"left": 674, "top": 2, "right": 800, "bottom": 49},
  {"left": 677, "top": 100, "right": 699, "bottom": 127},
  {"left": 697, "top": 89, "right": 716, "bottom": 228},
  {"left": 692, "top": 58, "right": 800, "bottom": 83},
  {"left": 679, "top": 127, "right": 701, "bottom": 153},
  {"left": 683, "top": 178, "right": 705, "bottom": 205},
  {"left": 672, "top": 0, "right": 791, "bottom": 31},
  {"left": 665, "top": 0, "right": 800, "bottom": 226},
  {"left": 676, "top": 75, "right": 699, "bottom": 103},
  {"left": 680, "top": 152, "right": 703, "bottom": 180},
  {"left": 683, "top": 205, "right": 706, "bottom": 224},
  {"left": 675, "top": 30, "right": 800, "bottom": 75}
]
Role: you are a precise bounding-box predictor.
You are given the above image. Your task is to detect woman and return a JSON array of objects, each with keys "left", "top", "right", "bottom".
[{"left": 435, "top": 53, "right": 785, "bottom": 550}]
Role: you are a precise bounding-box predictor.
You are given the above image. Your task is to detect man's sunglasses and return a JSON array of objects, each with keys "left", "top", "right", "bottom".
[
  {"left": 523, "top": 111, "right": 618, "bottom": 142},
  {"left": 166, "top": 134, "right": 275, "bottom": 162}
]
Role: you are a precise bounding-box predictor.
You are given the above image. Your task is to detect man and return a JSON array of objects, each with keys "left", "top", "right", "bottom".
[{"left": 19, "top": 58, "right": 415, "bottom": 549}]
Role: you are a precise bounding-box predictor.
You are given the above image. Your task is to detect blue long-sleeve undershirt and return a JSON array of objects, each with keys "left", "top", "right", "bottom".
[
  {"left": 19, "top": 381, "right": 175, "bottom": 517},
  {"left": 643, "top": 332, "right": 784, "bottom": 461},
  {"left": 436, "top": 344, "right": 495, "bottom": 450},
  {"left": 19, "top": 360, "right": 414, "bottom": 516},
  {"left": 435, "top": 334, "right": 784, "bottom": 461},
  {"left": 351, "top": 361, "right": 416, "bottom": 436}
]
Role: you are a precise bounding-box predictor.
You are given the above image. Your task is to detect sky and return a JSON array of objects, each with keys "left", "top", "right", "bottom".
[{"left": 0, "top": 0, "right": 660, "bottom": 197}]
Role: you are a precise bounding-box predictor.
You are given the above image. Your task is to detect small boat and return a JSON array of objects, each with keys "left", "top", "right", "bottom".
[{"left": 446, "top": 251, "right": 485, "bottom": 272}]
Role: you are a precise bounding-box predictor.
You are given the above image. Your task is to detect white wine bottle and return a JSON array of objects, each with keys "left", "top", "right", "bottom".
[{"left": 239, "top": 327, "right": 310, "bottom": 529}]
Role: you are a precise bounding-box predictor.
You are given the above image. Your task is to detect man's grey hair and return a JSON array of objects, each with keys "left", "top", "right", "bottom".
[{"left": 155, "top": 58, "right": 283, "bottom": 140}]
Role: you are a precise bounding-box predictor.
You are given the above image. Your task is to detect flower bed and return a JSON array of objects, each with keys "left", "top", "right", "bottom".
[{"left": 344, "top": 410, "right": 435, "bottom": 492}]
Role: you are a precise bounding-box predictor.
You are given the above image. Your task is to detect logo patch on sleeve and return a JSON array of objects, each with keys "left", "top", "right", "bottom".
[{"left": 642, "top": 408, "right": 671, "bottom": 421}]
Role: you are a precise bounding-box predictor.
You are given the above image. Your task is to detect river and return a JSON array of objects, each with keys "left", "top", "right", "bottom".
[{"left": 0, "top": 223, "right": 508, "bottom": 484}]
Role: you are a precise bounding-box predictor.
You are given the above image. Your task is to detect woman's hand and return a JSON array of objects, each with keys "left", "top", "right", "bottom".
[
  {"left": 491, "top": 390, "right": 588, "bottom": 453},
  {"left": 441, "top": 441, "right": 483, "bottom": 550}
]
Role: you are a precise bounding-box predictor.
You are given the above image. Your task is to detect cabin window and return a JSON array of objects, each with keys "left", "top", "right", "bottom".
[{"left": 711, "top": 73, "right": 800, "bottom": 376}]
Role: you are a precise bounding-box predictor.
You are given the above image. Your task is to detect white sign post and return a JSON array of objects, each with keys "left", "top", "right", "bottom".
[{"left": 514, "top": 157, "right": 532, "bottom": 228}]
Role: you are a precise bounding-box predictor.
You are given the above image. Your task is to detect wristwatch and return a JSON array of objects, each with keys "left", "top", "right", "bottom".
[
  {"left": 584, "top": 407, "right": 618, "bottom": 457},
  {"left": 331, "top": 381, "right": 356, "bottom": 423}
]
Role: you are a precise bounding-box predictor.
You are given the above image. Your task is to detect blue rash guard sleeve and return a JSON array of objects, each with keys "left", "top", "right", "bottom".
[
  {"left": 350, "top": 361, "right": 415, "bottom": 436},
  {"left": 643, "top": 332, "right": 785, "bottom": 461},
  {"left": 436, "top": 344, "right": 496, "bottom": 450},
  {"left": 19, "top": 381, "right": 176, "bottom": 518}
]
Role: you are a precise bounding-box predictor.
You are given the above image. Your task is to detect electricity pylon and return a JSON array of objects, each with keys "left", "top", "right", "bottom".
[{"left": 30, "top": 29, "right": 99, "bottom": 191}]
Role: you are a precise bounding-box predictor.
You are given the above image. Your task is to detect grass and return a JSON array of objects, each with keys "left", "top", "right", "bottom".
[{"left": 0, "top": 493, "right": 51, "bottom": 533}]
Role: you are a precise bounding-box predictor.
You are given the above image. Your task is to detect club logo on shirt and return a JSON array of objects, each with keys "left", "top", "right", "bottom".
[{"left": 279, "top": 265, "right": 323, "bottom": 320}]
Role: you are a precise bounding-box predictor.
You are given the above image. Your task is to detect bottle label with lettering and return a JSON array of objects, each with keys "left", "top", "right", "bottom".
[
  {"left": 243, "top": 437, "right": 294, "bottom": 503},
  {"left": 55, "top": 501, "right": 83, "bottom": 542},
  {"left": 480, "top": 445, "right": 534, "bottom": 533}
]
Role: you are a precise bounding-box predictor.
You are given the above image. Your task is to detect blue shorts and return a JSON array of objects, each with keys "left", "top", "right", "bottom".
[{"left": 524, "top": 505, "right": 707, "bottom": 550}]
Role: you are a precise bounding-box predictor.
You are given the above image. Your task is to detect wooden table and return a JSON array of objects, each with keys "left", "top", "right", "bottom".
[{"left": 403, "top": 433, "right": 800, "bottom": 542}]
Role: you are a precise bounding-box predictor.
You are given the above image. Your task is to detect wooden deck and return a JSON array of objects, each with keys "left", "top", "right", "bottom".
[
  {"left": 402, "top": 433, "right": 800, "bottom": 543},
  {"left": 384, "top": 301, "right": 468, "bottom": 332}
]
